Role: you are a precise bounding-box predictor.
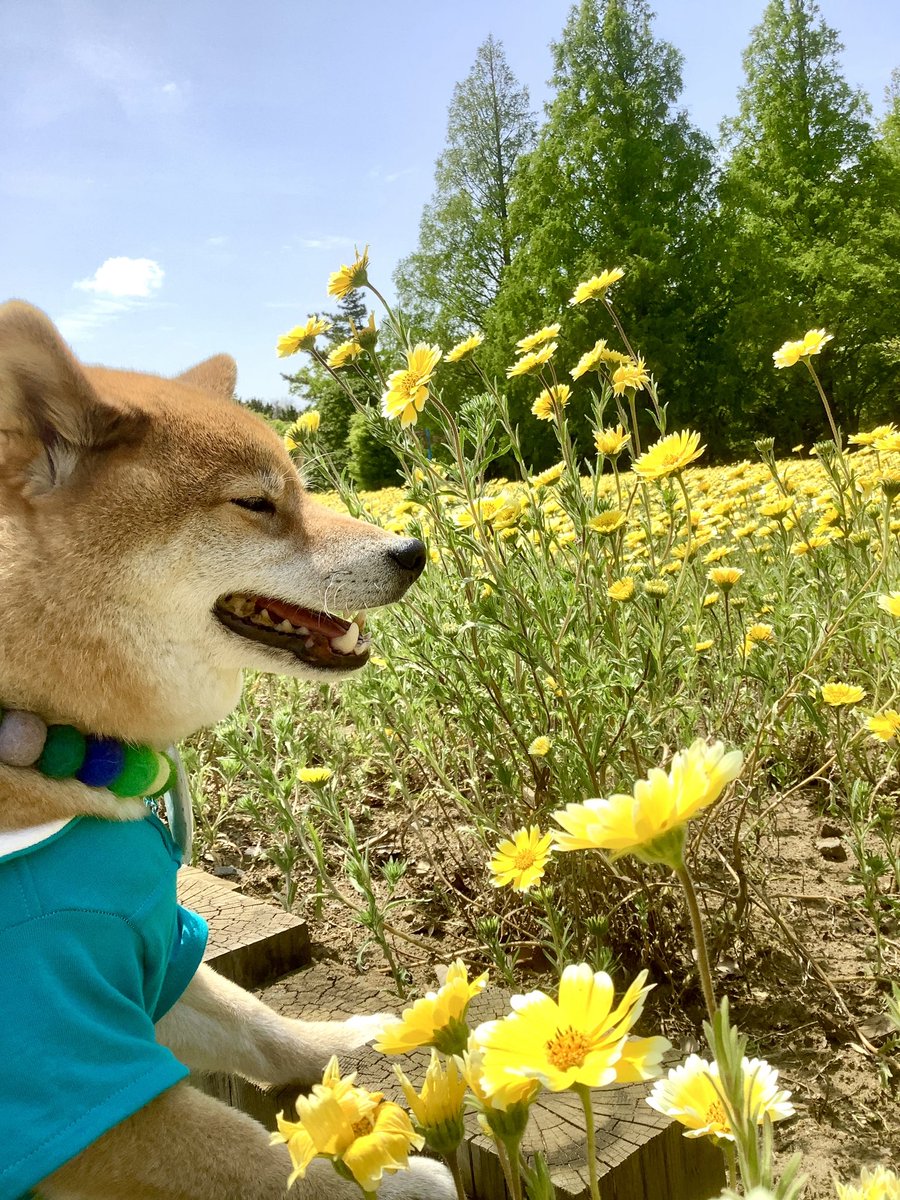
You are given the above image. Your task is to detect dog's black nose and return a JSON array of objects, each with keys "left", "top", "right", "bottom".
[{"left": 387, "top": 537, "right": 427, "bottom": 579}]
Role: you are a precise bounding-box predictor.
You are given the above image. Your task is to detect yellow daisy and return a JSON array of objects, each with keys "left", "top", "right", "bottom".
[
  {"left": 444, "top": 332, "right": 484, "bottom": 363},
  {"left": 489, "top": 826, "right": 554, "bottom": 892},
  {"left": 820, "top": 682, "right": 866, "bottom": 707},
  {"left": 374, "top": 960, "right": 488, "bottom": 1056},
  {"left": 326, "top": 340, "right": 363, "bottom": 369},
  {"left": 570, "top": 339, "right": 609, "bottom": 380},
  {"left": 327, "top": 246, "right": 370, "bottom": 299},
  {"left": 471, "top": 964, "right": 669, "bottom": 1092},
  {"left": 801, "top": 328, "right": 833, "bottom": 356},
  {"left": 297, "top": 766, "right": 333, "bottom": 785},
  {"left": 531, "top": 383, "right": 571, "bottom": 421},
  {"left": 506, "top": 342, "right": 557, "bottom": 378},
  {"left": 528, "top": 735, "right": 552, "bottom": 756},
  {"left": 568, "top": 268, "right": 625, "bottom": 305},
  {"left": 594, "top": 425, "right": 631, "bottom": 457},
  {"left": 277, "top": 316, "right": 332, "bottom": 357},
  {"left": 608, "top": 577, "right": 635, "bottom": 601},
  {"left": 646, "top": 1054, "right": 794, "bottom": 1141},
  {"left": 588, "top": 510, "right": 626, "bottom": 535},
  {"left": 835, "top": 1166, "right": 900, "bottom": 1200},
  {"left": 772, "top": 338, "right": 806, "bottom": 369},
  {"left": 632, "top": 430, "right": 705, "bottom": 480},
  {"left": 877, "top": 592, "right": 900, "bottom": 617},
  {"left": 516, "top": 324, "right": 561, "bottom": 355},
  {"left": 553, "top": 739, "right": 743, "bottom": 868},
  {"left": 866, "top": 710, "right": 900, "bottom": 743},
  {"left": 708, "top": 566, "right": 744, "bottom": 590},
  {"left": 394, "top": 1050, "right": 467, "bottom": 1158},
  {"left": 381, "top": 343, "right": 442, "bottom": 427},
  {"left": 611, "top": 358, "right": 650, "bottom": 395}
]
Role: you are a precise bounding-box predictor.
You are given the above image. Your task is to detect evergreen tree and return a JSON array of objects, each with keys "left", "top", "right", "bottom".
[
  {"left": 484, "top": 0, "right": 716, "bottom": 468},
  {"left": 717, "top": 0, "right": 900, "bottom": 448},
  {"left": 394, "top": 35, "right": 535, "bottom": 350}
]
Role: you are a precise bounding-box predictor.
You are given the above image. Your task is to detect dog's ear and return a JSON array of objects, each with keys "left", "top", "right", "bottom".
[
  {"left": 0, "top": 300, "right": 147, "bottom": 493},
  {"left": 175, "top": 354, "right": 237, "bottom": 400}
]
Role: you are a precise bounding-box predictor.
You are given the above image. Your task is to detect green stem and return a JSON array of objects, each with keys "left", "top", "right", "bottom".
[
  {"left": 804, "top": 358, "right": 842, "bottom": 453},
  {"left": 675, "top": 863, "right": 717, "bottom": 1024},
  {"left": 725, "top": 1143, "right": 738, "bottom": 1191},
  {"left": 575, "top": 1084, "right": 602, "bottom": 1200},
  {"left": 447, "top": 1151, "right": 467, "bottom": 1200}
]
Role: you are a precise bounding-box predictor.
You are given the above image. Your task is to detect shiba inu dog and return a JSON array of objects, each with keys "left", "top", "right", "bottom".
[{"left": 0, "top": 302, "right": 454, "bottom": 1200}]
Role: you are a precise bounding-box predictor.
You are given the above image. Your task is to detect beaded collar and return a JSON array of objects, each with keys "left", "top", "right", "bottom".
[{"left": 0, "top": 706, "right": 175, "bottom": 800}]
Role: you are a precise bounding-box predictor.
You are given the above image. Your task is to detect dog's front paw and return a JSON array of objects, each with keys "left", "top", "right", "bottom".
[
  {"left": 380, "top": 1157, "right": 457, "bottom": 1200},
  {"left": 341, "top": 1012, "right": 398, "bottom": 1050}
]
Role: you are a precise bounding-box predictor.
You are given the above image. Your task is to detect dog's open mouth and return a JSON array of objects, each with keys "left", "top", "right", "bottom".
[{"left": 214, "top": 593, "right": 371, "bottom": 671}]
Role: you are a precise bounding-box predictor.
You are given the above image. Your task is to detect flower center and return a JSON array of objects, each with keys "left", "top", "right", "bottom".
[
  {"left": 512, "top": 848, "right": 537, "bottom": 870},
  {"left": 351, "top": 1116, "right": 374, "bottom": 1138},
  {"left": 704, "top": 1100, "right": 728, "bottom": 1131},
  {"left": 545, "top": 1025, "right": 592, "bottom": 1071}
]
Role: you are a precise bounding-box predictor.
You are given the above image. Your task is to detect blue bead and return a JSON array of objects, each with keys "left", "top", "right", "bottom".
[{"left": 76, "top": 735, "right": 126, "bottom": 788}]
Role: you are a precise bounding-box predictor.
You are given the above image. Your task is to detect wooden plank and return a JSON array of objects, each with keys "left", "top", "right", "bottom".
[
  {"left": 177, "top": 865, "right": 309, "bottom": 989},
  {"left": 194, "top": 962, "right": 725, "bottom": 1200}
]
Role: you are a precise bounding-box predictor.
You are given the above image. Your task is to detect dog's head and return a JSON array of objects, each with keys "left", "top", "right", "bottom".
[{"left": 0, "top": 301, "right": 425, "bottom": 744}]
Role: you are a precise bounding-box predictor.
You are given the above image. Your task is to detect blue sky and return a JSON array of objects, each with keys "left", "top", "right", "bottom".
[{"left": 2, "top": 0, "right": 898, "bottom": 402}]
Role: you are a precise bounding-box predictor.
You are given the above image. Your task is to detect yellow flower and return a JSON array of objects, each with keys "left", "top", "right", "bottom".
[
  {"left": 381, "top": 343, "right": 442, "bottom": 428},
  {"left": 594, "top": 425, "right": 631, "bottom": 457},
  {"left": 506, "top": 342, "right": 557, "bottom": 377},
  {"left": 878, "top": 592, "right": 900, "bottom": 617},
  {"left": 444, "top": 332, "right": 484, "bottom": 362},
  {"left": 695, "top": 640, "right": 714, "bottom": 653},
  {"left": 866, "top": 710, "right": 900, "bottom": 743},
  {"left": 588, "top": 510, "right": 626, "bottom": 535},
  {"left": 703, "top": 592, "right": 720, "bottom": 607},
  {"left": 531, "top": 383, "right": 571, "bottom": 421},
  {"left": 759, "top": 496, "right": 795, "bottom": 518},
  {"left": 552, "top": 739, "right": 744, "bottom": 868},
  {"left": 632, "top": 430, "right": 705, "bottom": 480},
  {"left": 516, "top": 324, "right": 561, "bottom": 355},
  {"left": 277, "top": 316, "right": 332, "bottom": 357},
  {"left": 874, "top": 430, "right": 900, "bottom": 453},
  {"left": 489, "top": 826, "right": 554, "bottom": 892},
  {"left": 791, "top": 535, "right": 831, "bottom": 556},
  {"left": 611, "top": 358, "right": 650, "bottom": 395},
  {"left": 708, "top": 566, "right": 744, "bottom": 590},
  {"left": 285, "top": 410, "right": 322, "bottom": 451},
  {"left": 848, "top": 423, "right": 896, "bottom": 447},
  {"left": 772, "top": 338, "right": 805, "bottom": 369},
  {"left": 801, "top": 328, "right": 833, "bottom": 356},
  {"left": 297, "top": 766, "right": 333, "bottom": 785},
  {"left": 530, "top": 461, "right": 565, "bottom": 488},
  {"left": 643, "top": 578, "right": 670, "bottom": 598},
  {"left": 460, "top": 1045, "right": 541, "bottom": 1121},
  {"left": 746, "top": 623, "right": 774, "bottom": 644},
  {"left": 326, "top": 340, "right": 363, "bottom": 369},
  {"left": 350, "top": 311, "right": 378, "bottom": 351},
  {"left": 327, "top": 245, "right": 370, "bottom": 298},
  {"left": 528, "top": 735, "right": 552, "bottom": 757},
  {"left": 569, "top": 268, "right": 625, "bottom": 305},
  {"left": 374, "top": 960, "right": 489, "bottom": 1056},
  {"left": 472, "top": 964, "right": 669, "bottom": 1092},
  {"left": 394, "top": 1050, "right": 467, "bottom": 1158},
  {"left": 273, "top": 1057, "right": 424, "bottom": 1191},
  {"left": 608, "top": 577, "right": 635, "bottom": 602},
  {"left": 646, "top": 1054, "right": 794, "bottom": 1142},
  {"left": 570, "top": 339, "right": 610, "bottom": 379},
  {"left": 820, "top": 682, "right": 866, "bottom": 707},
  {"left": 835, "top": 1166, "right": 900, "bottom": 1200}
]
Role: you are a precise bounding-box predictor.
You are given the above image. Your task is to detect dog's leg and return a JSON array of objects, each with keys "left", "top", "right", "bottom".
[
  {"left": 155, "top": 963, "right": 393, "bottom": 1086},
  {"left": 40, "top": 1081, "right": 456, "bottom": 1200}
]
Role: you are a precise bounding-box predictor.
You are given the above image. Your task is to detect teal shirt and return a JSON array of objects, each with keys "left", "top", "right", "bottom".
[{"left": 0, "top": 814, "right": 208, "bottom": 1200}]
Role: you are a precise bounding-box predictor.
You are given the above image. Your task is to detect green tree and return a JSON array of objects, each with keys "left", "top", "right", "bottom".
[
  {"left": 717, "top": 0, "right": 900, "bottom": 448},
  {"left": 484, "top": 0, "right": 716, "bottom": 468},
  {"left": 394, "top": 34, "right": 535, "bottom": 352}
]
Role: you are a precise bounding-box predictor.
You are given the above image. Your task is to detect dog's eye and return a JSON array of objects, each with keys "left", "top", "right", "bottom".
[{"left": 231, "top": 497, "right": 276, "bottom": 516}]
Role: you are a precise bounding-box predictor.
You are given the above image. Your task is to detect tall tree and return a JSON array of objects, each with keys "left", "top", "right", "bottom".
[
  {"left": 394, "top": 35, "right": 535, "bottom": 346},
  {"left": 717, "top": 0, "right": 900, "bottom": 447},
  {"left": 484, "top": 0, "right": 716, "bottom": 467}
]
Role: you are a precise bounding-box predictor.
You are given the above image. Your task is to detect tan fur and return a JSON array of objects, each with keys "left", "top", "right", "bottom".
[{"left": 0, "top": 303, "right": 454, "bottom": 1199}]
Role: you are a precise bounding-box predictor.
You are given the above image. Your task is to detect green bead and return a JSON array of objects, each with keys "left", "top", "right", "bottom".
[
  {"left": 38, "top": 724, "right": 87, "bottom": 778},
  {"left": 108, "top": 744, "right": 163, "bottom": 798},
  {"left": 147, "top": 753, "right": 177, "bottom": 799}
]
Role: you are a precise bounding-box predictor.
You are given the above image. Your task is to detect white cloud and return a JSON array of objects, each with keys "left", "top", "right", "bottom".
[
  {"left": 59, "top": 257, "right": 165, "bottom": 342},
  {"left": 75, "top": 256, "right": 164, "bottom": 298},
  {"left": 297, "top": 235, "right": 355, "bottom": 251}
]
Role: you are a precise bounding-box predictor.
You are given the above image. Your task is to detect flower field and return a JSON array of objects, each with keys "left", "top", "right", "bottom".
[{"left": 190, "top": 254, "right": 899, "bottom": 1199}]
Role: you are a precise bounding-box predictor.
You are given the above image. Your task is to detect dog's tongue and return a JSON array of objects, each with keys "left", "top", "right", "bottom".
[{"left": 262, "top": 598, "right": 348, "bottom": 637}]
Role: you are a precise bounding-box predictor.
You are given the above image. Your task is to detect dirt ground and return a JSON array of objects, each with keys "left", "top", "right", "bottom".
[{"left": 198, "top": 783, "right": 900, "bottom": 1198}]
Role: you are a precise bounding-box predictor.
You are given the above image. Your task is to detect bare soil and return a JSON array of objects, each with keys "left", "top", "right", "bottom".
[{"left": 197, "top": 782, "right": 900, "bottom": 1198}]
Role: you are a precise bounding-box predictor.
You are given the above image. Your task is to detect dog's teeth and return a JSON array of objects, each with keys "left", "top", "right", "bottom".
[
  {"left": 277, "top": 620, "right": 294, "bottom": 633},
  {"left": 305, "top": 636, "right": 315, "bottom": 649},
  {"left": 354, "top": 612, "right": 367, "bottom": 632},
  {"left": 330, "top": 621, "right": 359, "bottom": 653},
  {"left": 296, "top": 626, "right": 309, "bottom": 635},
  {"left": 352, "top": 641, "right": 368, "bottom": 656},
  {"left": 254, "top": 609, "right": 275, "bottom": 627}
]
